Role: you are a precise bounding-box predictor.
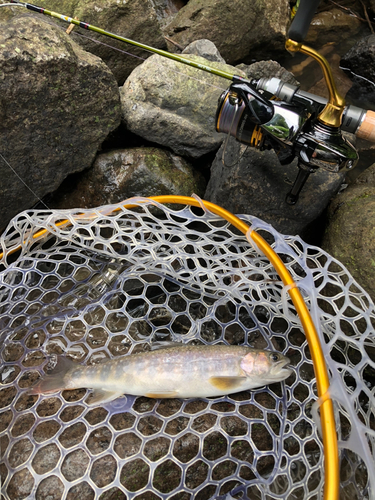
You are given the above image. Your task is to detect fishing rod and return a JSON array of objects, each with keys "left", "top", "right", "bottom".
[
  {"left": 2, "top": 2, "right": 371, "bottom": 499},
  {"left": 7, "top": 0, "right": 246, "bottom": 84},
  {"left": 5, "top": 0, "right": 375, "bottom": 206}
]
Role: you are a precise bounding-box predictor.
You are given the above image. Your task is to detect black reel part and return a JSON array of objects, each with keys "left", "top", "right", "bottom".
[
  {"left": 286, "top": 122, "right": 358, "bottom": 205},
  {"left": 229, "top": 82, "right": 274, "bottom": 125},
  {"left": 285, "top": 163, "right": 318, "bottom": 205}
]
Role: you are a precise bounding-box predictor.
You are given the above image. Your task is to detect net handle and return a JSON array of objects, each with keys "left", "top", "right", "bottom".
[{"left": 0, "top": 195, "right": 339, "bottom": 500}]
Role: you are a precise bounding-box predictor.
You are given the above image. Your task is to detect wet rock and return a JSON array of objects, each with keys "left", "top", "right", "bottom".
[
  {"left": 153, "top": 459, "right": 182, "bottom": 493},
  {"left": 322, "top": 163, "right": 375, "bottom": 301},
  {"left": 303, "top": 53, "right": 353, "bottom": 102},
  {"left": 0, "top": 0, "right": 166, "bottom": 85},
  {"left": 341, "top": 34, "right": 375, "bottom": 106},
  {"left": 150, "top": 0, "right": 186, "bottom": 26},
  {"left": 163, "top": 0, "right": 290, "bottom": 64},
  {"left": 0, "top": 15, "right": 120, "bottom": 231},
  {"left": 305, "top": 8, "right": 362, "bottom": 49},
  {"left": 49, "top": 147, "right": 205, "bottom": 208},
  {"left": 6, "top": 467, "right": 34, "bottom": 499},
  {"left": 36, "top": 475, "right": 64, "bottom": 500},
  {"left": 121, "top": 50, "right": 246, "bottom": 158},
  {"left": 204, "top": 137, "right": 344, "bottom": 236}
]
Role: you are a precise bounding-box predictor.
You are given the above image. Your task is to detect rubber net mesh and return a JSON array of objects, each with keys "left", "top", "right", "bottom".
[{"left": 0, "top": 198, "right": 374, "bottom": 500}]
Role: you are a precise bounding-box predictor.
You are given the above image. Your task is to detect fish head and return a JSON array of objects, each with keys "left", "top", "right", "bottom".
[
  {"left": 240, "top": 350, "right": 293, "bottom": 383},
  {"left": 266, "top": 351, "right": 293, "bottom": 381}
]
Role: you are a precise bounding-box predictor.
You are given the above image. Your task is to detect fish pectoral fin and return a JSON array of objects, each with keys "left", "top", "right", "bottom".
[
  {"left": 209, "top": 376, "right": 247, "bottom": 391},
  {"left": 144, "top": 391, "right": 179, "bottom": 398},
  {"left": 87, "top": 389, "right": 123, "bottom": 406}
]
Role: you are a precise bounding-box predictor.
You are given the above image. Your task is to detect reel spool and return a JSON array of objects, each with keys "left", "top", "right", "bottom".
[{"left": 216, "top": 89, "right": 264, "bottom": 148}]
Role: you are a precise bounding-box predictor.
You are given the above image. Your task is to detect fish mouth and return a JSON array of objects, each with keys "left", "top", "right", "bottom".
[{"left": 273, "top": 358, "right": 293, "bottom": 378}]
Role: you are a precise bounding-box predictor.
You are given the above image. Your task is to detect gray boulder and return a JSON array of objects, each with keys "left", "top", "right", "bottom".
[
  {"left": 322, "top": 164, "right": 375, "bottom": 302},
  {"left": 120, "top": 52, "right": 246, "bottom": 158},
  {"left": 0, "top": 15, "right": 121, "bottom": 231},
  {"left": 182, "top": 39, "right": 226, "bottom": 63},
  {"left": 204, "top": 137, "right": 345, "bottom": 236},
  {"left": 236, "top": 60, "right": 298, "bottom": 85},
  {"left": 49, "top": 147, "right": 206, "bottom": 209},
  {"left": 163, "top": 0, "right": 290, "bottom": 64},
  {"left": 0, "top": 0, "right": 167, "bottom": 84}
]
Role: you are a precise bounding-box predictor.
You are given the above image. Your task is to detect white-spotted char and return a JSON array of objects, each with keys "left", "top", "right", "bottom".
[{"left": 31, "top": 344, "right": 292, "bottom": 406}]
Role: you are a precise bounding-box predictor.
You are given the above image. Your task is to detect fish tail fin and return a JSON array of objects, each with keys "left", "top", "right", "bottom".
[{"left": 31, "top": 356, "right": 76, "bottom": 394}]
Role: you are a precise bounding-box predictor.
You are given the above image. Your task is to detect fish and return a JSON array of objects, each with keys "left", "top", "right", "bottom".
[{"left": 31, "top": 344, "right": 292, "bottom": 406}]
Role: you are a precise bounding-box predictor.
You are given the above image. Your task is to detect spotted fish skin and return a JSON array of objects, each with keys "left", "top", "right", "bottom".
[{"left": 32, "top": 345, "right": 292, "bottom": 405}]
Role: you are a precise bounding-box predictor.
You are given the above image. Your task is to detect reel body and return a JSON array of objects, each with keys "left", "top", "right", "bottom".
[{"left": 216, "top": 80, "right": 359, "bottom": 204}]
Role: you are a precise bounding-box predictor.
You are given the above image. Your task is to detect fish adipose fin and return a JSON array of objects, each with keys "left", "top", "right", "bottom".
[
  {"left": 144, "top": 391, "right": 179, "bottom": 398},
  {"left": 209, "top": 376, "right": 247, "bottom": 391},
  {"left": 30, "top": 356, "right": 76, "bottom": 394},
  {"left": 87, "top": 389, "right": 124, "bottom": 406}
]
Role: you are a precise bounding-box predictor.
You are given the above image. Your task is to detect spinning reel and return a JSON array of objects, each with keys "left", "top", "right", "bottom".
[
  {"left": 5, "top": 0, "right": 375, "bottom": 207},
  {"left": 216, "top": 0, "right": 374, "bottom": 204}
]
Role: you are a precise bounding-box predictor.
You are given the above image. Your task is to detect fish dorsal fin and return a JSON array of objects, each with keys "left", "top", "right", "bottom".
[
  {"left": 209, "top": 376, "right": 247, "bottom": 391},
  {"left": 86, "top": 389, "right": 124, "bottom": 406},
  {"left": 144, "top": 391, "right": 179, "bottom": 398}
]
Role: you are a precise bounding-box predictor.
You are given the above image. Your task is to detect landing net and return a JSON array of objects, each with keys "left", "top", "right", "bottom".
[{"left": 0, "top": 197, "right": 374, "bottom": 500}]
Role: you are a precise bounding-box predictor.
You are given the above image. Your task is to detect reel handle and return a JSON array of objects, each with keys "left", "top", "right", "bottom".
[{"left": 288, "top": 0, "right": 321, "bottom": 43}]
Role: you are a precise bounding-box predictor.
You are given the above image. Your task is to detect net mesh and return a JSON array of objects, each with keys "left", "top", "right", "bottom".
[{"left": 0, "top": 198, "right": 374, "bottom": 500}]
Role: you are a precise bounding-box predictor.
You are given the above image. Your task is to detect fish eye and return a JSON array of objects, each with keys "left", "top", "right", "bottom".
[{"left": 270, "top": 353, "right": 280, "bottom": 362}]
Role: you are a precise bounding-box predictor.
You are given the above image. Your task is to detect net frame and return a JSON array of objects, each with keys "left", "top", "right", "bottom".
[
  {"left": 2, "top": 194, "right": 375, "bottom": 500},
  {"left": 0, "top": 195, "right": 340, "bottom": 500}
]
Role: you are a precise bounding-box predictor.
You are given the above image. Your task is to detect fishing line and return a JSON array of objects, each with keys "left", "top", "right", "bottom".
[
  {"left": 69, "top": 29, "right": 228, "bottom": 92},
  {"left": 221, "top": 102, "right": 249, "bottom": 168},
  {"left": 0, "top": 152, "right": 50, "bottom": 209},
  {"left": 71, "top": 29, "right": 147, "bottom": 62},
  {"left": 0, "top": 0, "right": 230, "bottom": 213},
  {"left": 1, "top": 1, "right": 231, "bottom": 90}
]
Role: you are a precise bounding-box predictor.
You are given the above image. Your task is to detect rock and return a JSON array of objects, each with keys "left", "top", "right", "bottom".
[
  {"left": 341, "top": 34, "right": 375, "bottom": 107},
  {"left": 302, "top": 53, "right": 353, "bottom": 101},
  {"left": 236, "top": 60, "right": 298, "bottom": 85},
  {"left": 304, "top": 8, "right": 362, "bottom": 49},
  {"left": 322, "top": 164, "right": 375, "bottom": 301},
  {"left": 204, "top": 137, "right": 345, "bottom": 236},
  {"left": 163, "top": 0, "right": 290, "bottom": 64},
  {"left": 345, "top": 144, "right": 375, "bottom": 185},
  {"left": 48, "top": 147, "right": 206, "bottom": 209},
  {"left": 0, "top": 0, "right": 167, "bottom": 85},
  {"left": 0, "top": 15, "right": 121, "bottom": 232},
  {"left": 149, "top": 0, "right": 185, "bottom": 26},
  {"left": 120, "top": 52, "right": 246, "bottom": 158},
  {"left": 182, "top": 39, "right": 225, "bottom": 63}
]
